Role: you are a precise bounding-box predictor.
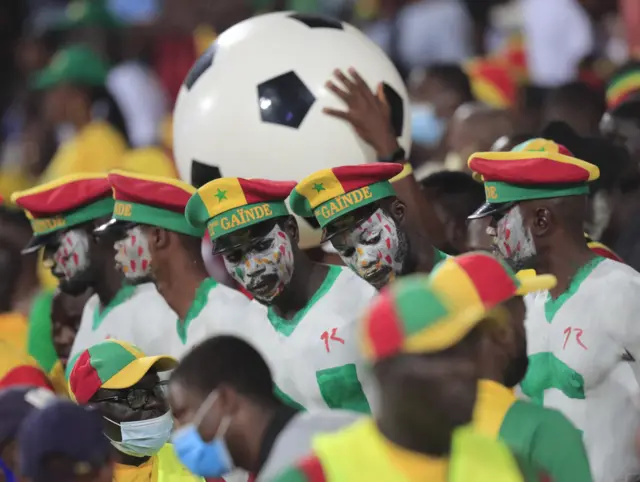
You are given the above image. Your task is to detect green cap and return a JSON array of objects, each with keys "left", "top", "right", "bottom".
[
  {"left": 32, "top": 45, "right": 109, "bottom": 90},
  {"left": 56, "top": 0, "right": 121, "bottom": 30}
]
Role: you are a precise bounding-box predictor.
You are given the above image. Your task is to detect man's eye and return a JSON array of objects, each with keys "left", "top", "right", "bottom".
[
  {"left": 225, "top": 251, "right": 243, "bottom": 264},
  {"left": 363, "top": 233, "right": 381, "bottom": 244},
  {"left": 254, "top": 240, "right": 273, "bottom": 252}
]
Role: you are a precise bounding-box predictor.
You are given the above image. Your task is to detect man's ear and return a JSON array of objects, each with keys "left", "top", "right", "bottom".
[
  {"left": 144, "top": 226, "right": 171, "bottom": 251},
  {"left": 283, "top": 216, "right": 299, "bottom": 245},
  {"left": 389, "top": 198, "right": 406, "bottom": 225},
  {"left": 527, "top": 203, "right": 552, "bottom": 238}
]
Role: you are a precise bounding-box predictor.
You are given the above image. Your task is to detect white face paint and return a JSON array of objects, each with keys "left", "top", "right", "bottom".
[
  {"left": 492, "top": 205, "right": 537, "bottom": 270},
  {"left": 114, "top": 226, "right": 153, "bottom": 280},
  {"left": 223, "top": 224, "right": 295, "bottom": 303},
  {"left": 51, "top": 229, "right": 91, "bottom": 281},
  {"left": 330, "top": 208, "right": 407, "bottom": 290}
]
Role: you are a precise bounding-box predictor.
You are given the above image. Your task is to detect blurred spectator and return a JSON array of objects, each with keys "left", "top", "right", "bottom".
[
  {"left": 407, "top": 64, "right": 475, "bottom": 168},
  {"left": 363, "top": 0, "right": 473, "bottom": 79},
  {"left": 541, "top": 81, "right": 606, "bottom": 137},
  {"left": 521, "top": 0, "right": 595, "bottom": 88},
  {"left": 419, "top": 170, "right": 485, "bottom": 254},
  {"left": 0, "top": 339, "right": 53, "bottom": 391},
  {"left": 445, "top": 102, "right": 515, "bottom": 172},
  {"left": 18, "top": 399, "right": 114, "bottom": 482},
  {"left": 0, "top": 386, "right": 56, "bottom": 482},
  {"left": 33, "top": 45, "right": 128, "bottom": 181},
  {"left": 53, "top": 0, "right": 169, "bottom": 148},
  {"left": 605, "top": 61, "right": 640, "bottom": 112}
]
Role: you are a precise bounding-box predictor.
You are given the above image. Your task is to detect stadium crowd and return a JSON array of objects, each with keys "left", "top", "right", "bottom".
[{"left": 2, "top": 0, "right": 640, "bottom": 481}]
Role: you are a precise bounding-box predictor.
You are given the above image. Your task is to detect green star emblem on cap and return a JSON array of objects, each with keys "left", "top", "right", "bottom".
[
  {"left": 313, "top": 183, "right": 325, "bottom": 193},
  {"left": 215, "top": 189, "right": 227, "bottom": 201}
]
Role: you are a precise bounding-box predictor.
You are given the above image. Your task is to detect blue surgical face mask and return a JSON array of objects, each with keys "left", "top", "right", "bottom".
[
  {"left": 0, "top": 457, "right": 15, "bottom": 482},
  {"left": 171, "top": 391, "right": 234, "bottom": 478},
  {"left": 411, "top": 103, "right": 445, "bottom": 147},
  {"left": 105, "top": 410, "right": 173, "bottom": 457}
]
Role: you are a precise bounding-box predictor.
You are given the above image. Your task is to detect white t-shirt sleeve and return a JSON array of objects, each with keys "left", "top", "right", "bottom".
[
  {"left": 521, "top": 0, "right": 594, "bottom": 87},
  {"left": 603, "top": 275, "right": 640, "bottom": 389}
]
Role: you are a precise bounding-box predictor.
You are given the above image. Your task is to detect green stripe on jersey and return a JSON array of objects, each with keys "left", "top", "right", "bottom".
[
  {"left": 316, "top": 364, "right": 370, "bottom": 414},
  {"left": 500, "top": 400, "right": 592, "bottom": 482}
]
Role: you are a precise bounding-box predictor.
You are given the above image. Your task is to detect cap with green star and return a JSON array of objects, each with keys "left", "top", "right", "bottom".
[{"left": 185, "top": 178, "right": 298, "bottom": 240}]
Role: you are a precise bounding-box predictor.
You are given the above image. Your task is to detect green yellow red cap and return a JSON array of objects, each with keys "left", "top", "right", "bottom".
[
  {"left": 186, "top": 178, "right": 297, "bottom": 240},
  {"left": 468, "top": 138, "right": 600, "bottom": 204},
  {"left": 31, "top": 45, "right": 109, "bottom": 90},
  {"left": 606, "top": 62, "right": 640, "bottom": 111},
  {"left": 106, "top": 170, "right": 202, "bottom": 236},
  {"left": 359, "top": 251, "right": 556, "bottom": 361},
  {"left": 584, "top": 233, "right": 623, "bottom": 262},
  {"left": 11, "top": 173, "right": 113, "bottom": 239},
  {"left": 289, "top": 163, "right": 403, "bottom": 228},
  {"left": 68, "top": 339, "right": 176, "bottom": 404},
  {"left": 466, "top": 58, "right": 517, "bottom": 108}
]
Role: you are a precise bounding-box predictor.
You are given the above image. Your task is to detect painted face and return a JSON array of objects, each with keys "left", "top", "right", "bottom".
[
  {"left": 490, "top": 205, "right": 537, "bottom": 271},
  {"left": 330, "top": 208, "right": 407, "bottom": 290},
  {"left": 222, "top": 224, "right": 295, "bottom": 303},
  {"left": 114, "top": 226, "right": 152, "bottom": 280},
  {"left": 50, "top": 229, "right": 91, "bottom": 281}
]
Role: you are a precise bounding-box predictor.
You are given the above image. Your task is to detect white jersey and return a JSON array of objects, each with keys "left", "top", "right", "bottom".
[
  {"left": 69, "top": 283, "right": 175, "bottom": 363},
  {"left": 163, "top": 278, "right": 277, "bottom": 361},
  {"left": 265, "top": 265, "right": 378, "bottom": 414},
  {"left": 522, "top": 257, "right": 640, "bottom": 482}
]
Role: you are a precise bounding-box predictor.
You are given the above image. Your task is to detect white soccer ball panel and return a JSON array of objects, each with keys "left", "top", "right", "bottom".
[{"left": 173, "top": 12, "right": 411, "bottom": 247}]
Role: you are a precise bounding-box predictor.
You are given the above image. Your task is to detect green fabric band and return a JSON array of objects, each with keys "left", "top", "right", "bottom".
[
  {"left": 30, "top": 197, "right": 114, "bottom": 235},
  {"left": 484, "top": 181, "right": 590, "bottom": 204},
  {"left": 113, "top": 200, "right": 203, "bottom": 237},
  {"left": 206, "top": 201, "right": 289, "bottom": 240},
  {"left": 312, "top": 181, "right": 396, "bottom": 227}
]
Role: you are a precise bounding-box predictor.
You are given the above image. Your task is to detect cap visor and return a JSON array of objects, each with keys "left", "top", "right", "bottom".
[
  {"left": 102, "top": 356, "right": 178, "bottom": 390},
  {"left": 21, "top": 233, "right": 58, "bottom": 254},
  {"left": 467, "top": 202, "right": 514, "bottom": 220},
  {"left": 515, "top": 270, "right": 557, "bottom": 294},
  {"left": 93, "top": 218, "right": 135, "bottom": 237}
]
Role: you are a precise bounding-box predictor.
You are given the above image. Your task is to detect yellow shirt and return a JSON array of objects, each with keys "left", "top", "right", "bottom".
[
  {"left": 40, "top": 121, "right": 127, "bottom": 182},
  {"left": 0, "top": 312, "right": 28, "bottom": 352},
  {"left": 0, "top": 340, "right": 51, "bottom": 390},
  {"left": 113, "top": 446, "right": 203, "bottom": 482},
  {"left": 114, "top": 459, "right": 155, "bottom": 482}
]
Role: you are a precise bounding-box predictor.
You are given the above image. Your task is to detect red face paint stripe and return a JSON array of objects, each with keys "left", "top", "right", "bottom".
[
  {"left": 0, "top": 365, "right": 52, "bottom": 390},
  {"left": 365, "top": 293, "right": 405, "bottom": 360},
  {"left": 69, "top": 350, "right": 103, "bottom": 404}
]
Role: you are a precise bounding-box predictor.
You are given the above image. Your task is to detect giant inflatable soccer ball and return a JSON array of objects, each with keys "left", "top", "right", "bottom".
[{"left": 173, "top": 11, "right": 411, "bottom": 248}]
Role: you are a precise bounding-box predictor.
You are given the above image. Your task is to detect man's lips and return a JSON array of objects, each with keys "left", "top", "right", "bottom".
[{"left": 363, "top": 267, "right": 392, "bottom": 284}]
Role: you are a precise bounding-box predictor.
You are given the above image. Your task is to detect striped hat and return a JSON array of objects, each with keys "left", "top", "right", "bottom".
[
  {"left": 606, "top": 62, "right": 640, "bottom": 111},
  {"left": 68, "top": 340, "right": 176, "bottom": 404},
  {"left": 466, "top": 58, "right": 518, "bottom": 108},
  {"left": 584, "top": 233, "right": 623, "bottom": 263},
  {"left": 12, "top": 174, "right": 113, "bottom": 254},
  {"left": 289, "top": 163, "right": 403, "bottom": 231},
  {"left": 95, "top": 170, "right": 202, "bottom": 237},
  {"left": 468, "top": 138, "right": 600, "bottom": 219},
  {"left": 185, "top": 178, "right": 297, "bottom": 241},
  {"left": 360, "top": 252, "right": 556, "bottom": 361}
]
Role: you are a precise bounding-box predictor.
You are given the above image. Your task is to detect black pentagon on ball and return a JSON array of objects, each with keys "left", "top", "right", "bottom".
[
  {"left": 183, "top": 42, "right": 217, "bottom": 90},
  {"left": 257, "top": 71, "right": 315, "bottom": 129},
  {"left": 287, "top": 13, "right": 343, "bottom": 29},
  {"left": 191, "top": 160, "right": 222, "bottom": 188},
  {"left": 382, "top": 83, "right": 404, "bottom": 138}
]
